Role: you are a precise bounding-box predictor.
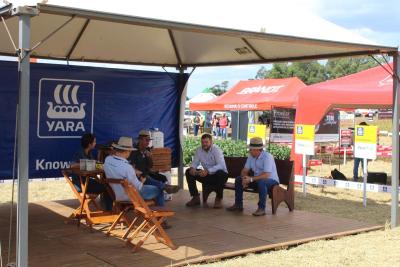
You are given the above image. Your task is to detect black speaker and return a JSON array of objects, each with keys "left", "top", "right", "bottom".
[{"left": 367, "top": 172, "right": 387, "bottom": 185}]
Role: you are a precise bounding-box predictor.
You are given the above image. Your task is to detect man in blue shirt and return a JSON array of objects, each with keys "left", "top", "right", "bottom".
[
  {"left": 185, "top": 134, "right": 228, "bottom": 208},
  {"left": 227, "top": 137, "right": 280, "bottom": 216}
]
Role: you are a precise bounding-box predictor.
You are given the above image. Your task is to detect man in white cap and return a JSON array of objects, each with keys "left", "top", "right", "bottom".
[
  {"left": 227, "top": 137, "right": 280, "bottom": 216},
  {"left": 104, "top": 136, "right": 178, "bottom": 209}
]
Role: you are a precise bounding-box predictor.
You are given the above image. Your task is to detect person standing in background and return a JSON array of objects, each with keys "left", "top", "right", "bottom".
[
  {"left": 212, "top": 114, "right": 219, "bottom": 137},
  {"left": 353, "top": 121, "right": 369, "bottom": 181},
  {"left": 219, "top": 113, "right": 228, "bottom": 139},
  {"left": 193, "top": 113, "right": 201, "bottom": 136}
]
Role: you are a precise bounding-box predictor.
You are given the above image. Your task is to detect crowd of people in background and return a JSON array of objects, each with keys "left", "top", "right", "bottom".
[{"left": 192, "top": 112, "right": 230, "bottom": 139}]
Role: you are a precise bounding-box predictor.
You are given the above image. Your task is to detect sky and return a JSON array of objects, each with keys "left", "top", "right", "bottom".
[{"left": 1, "top": 0, "right": 399, "bottom": 97}]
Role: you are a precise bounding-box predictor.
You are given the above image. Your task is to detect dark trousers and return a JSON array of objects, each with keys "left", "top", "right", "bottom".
[
  {"left": 185, "top": 169, "right": 228, "bottom": 199},
  {"left": 72, "top": 176, "right": 113, "bottom": 211},
  {"left": 194, "top": 125, "right": 200, "bottom": 136},
  {"left": 353, "top": 157, "right": 366, "bottom": 181}
]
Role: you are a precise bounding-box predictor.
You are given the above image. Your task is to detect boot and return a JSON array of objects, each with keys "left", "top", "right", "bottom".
[
  {"left": 252, "top": 208, "right": 266, "bottom": 216},
  {"left": 186, "top": 195, "right": 200, "bottom": 207},
  {"left": 226, "top": 204, "right": 243, "bottom": 212}
]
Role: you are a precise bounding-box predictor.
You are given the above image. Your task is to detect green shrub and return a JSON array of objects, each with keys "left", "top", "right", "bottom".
[{"left": 183, "top": 137, "right": 291, "bottom": 166}]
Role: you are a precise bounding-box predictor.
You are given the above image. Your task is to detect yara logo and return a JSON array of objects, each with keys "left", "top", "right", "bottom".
[
  {"left": 38, "top": 78, "right": 94, "bottom": 139},
  {"left": 47, "top": 84, "right": 86, "bottom": 119}
]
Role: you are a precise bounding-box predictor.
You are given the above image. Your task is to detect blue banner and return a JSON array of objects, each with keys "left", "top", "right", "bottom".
[{"left": 0, "top": 61, "right": 185, "bottom": 179}]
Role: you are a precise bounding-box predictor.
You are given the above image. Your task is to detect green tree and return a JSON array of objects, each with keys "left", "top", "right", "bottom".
[
  {"left": 209, "top": 80, "right": 229, "bottom": 96},
  {"left": 254, "top": 56, "right": 387, "bottom": 85},
  {"left": 325, "top": 57, "right": 384, "bottom": 79}
]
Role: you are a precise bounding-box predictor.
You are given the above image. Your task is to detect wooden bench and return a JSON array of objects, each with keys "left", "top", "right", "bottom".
[{"left": 202, "top": 156, "right": 294, "bottom": 214}]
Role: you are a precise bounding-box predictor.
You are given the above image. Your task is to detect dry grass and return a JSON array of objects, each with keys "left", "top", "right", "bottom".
[
  {"left": 194, "top": 227, "right": 400, "bottom": 267},
  {"left": 308, "top": 158, "right": 392, "bottom": 182},
  {"left": 0, "top": 180, "right": 72, "bottom": 203}
]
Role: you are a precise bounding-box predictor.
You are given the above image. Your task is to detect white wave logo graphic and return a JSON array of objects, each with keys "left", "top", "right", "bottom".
[{"left": 47, "top": 84, "right": 86, "bottom": 119}]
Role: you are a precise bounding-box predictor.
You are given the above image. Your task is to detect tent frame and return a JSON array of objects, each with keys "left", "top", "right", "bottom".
[{"left": 0, "top": 4, "right": 398, "bottom": 267}]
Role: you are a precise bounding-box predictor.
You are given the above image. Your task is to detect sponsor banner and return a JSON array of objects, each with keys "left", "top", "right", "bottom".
[
  {"left": 340, "top": 112, "right": 355, "bottom": 121},
  {"left": 294, "top": 175, "right": 398, "bottom": 194},
  {"left": 270, "top": 107, "right": 296, "bottom": 143},
  {"left": 295, "top": 124, "right": 315, "bottom": 155},
  {"left": 354, "top": 125, "right": 378, "bottom": 159},
  {"left": 315, "top": 110, "right": 339, "bottom": 142},
  {"left": 0, "top": 61, "right": 185, "bottom": 179},
  {"left": 236, "top": 85, "right": 284, "bottom": 95},
  {"left": 247, "top": 124, "right": 267, "bottom": 144},
  {"left": 340, "top": 129, "right": 353, "bottom": 148},
  {"left": 223, "top": 103, "right": 258, "bottom": 110}
]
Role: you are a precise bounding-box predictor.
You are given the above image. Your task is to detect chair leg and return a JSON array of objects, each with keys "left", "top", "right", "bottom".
[
  {"left": 122, "top": 216, "right": 139, "bottom": 240},
  {"left": 133, "top": 224, "right": 157, "bottom": 253},
  {"left": 153, "top": 217, "right": 177, "bottom": 250},
  {"left": 126, "top": 220, "right": 148, "bottom": 243},
  {"left": 106, "top": 209, "right": 127, "bottom": 235}
]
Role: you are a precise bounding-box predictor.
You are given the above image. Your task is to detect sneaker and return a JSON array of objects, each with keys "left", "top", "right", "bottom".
[
  {"left": 164, "top": 184, "right": 180, "bottom": 194},
  {"left": 186, "top": 195, "right": 201, "bottom": 207},
  {"left": 252, "top": 208, "right": 266, "bottom": 216},
  {"left": 226, "top": 204, "right": 243, "bottom": 212}
]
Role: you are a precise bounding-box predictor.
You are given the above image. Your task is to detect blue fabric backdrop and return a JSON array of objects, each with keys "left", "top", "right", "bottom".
[{"left": 0, "top": 61, "right": 185, "bottom": 179}]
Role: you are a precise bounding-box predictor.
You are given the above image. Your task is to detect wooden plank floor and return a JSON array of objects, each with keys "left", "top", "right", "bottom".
[{"left": 0, "top": 190, "right": 382, "bottom": 267}]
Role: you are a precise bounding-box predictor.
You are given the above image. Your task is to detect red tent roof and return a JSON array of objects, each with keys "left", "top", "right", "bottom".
[
  {"left": 293, "top": 63, "right": 393, "bottom": 175},
  {"left": 295, "top": 63, "right": 393, "bottom": 125},
  {"left": 189, "top": 77, "right": 306, "bottom": 111}
]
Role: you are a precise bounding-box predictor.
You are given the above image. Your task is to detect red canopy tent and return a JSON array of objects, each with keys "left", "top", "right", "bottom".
[
  {"left": 293, "top": 63, "right": 393, "bottom": 175},
  {"left": 189, "top": 77, "right": 306, "bottom": 111}
]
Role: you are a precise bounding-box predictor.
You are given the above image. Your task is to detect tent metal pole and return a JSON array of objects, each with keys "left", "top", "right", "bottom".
[
  {"left": 391, "top": 52, "right": 400, "bottom": 228},
  {"left": 14, "top": 6, "right": 37, "bottom": 267},
  {"left": 236, "top": 111, "right": 240, "bottom": 139},
  {"left": 178, "top": 68, "right": 187, "bottom": 189}
]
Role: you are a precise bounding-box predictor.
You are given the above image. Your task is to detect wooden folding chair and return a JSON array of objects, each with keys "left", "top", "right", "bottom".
[
  {"left": 62, "top": 169, "right": 118, "bottom": 228},
  {"left": 63, "top": 170, "right": 102, "bottom": 223},
  {"left": 120, "top": 179, "right": 177, "bottom": 252},
  {"left": 104, "top": 178, "right": 155, "bottom": 240}
]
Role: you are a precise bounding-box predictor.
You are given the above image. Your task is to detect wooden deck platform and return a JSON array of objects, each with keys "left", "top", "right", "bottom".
[{"left": 0, "top": 191, "right": 382, "bottom": 267}]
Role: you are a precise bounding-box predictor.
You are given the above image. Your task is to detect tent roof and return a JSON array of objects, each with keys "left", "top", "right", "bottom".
[
  {"left": 187, "top": 92, "right": 217, "bottom": 104},
  {"left": 190, "top": 77, "right": 306, "bottom": 111},
  {"left": 295, "top": 63, "right": 394, "bottom": 125},
  {"left": 0, "top": 4, "right": 397, "bottom": 68}
]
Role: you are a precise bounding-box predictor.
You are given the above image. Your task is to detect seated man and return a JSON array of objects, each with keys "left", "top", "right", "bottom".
[
  {"left": 185, "top": 133, "right": 228, "bottom": 208},
  {"left": 129, "top": 130, "right": 168, "bottom": 183},
  {"left": 104, "top": 136, "right": 178, "bottom": 208},
  {"left": 227, "top": 137, "right": 280, "bottom": 216},
  {"left": 71, "top": 133, "right": 113, "bottom": 211}
]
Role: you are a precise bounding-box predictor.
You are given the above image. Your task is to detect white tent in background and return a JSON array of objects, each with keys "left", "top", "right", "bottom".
[{"left": 186, "top": 92, "right": 217, "bottom": 108}]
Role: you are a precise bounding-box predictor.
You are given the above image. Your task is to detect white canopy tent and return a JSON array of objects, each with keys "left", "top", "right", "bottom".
[
  {"left": 186, "top": 92, "right": 217, "bottom": 108},
  {"left": 0, "top": 3, "right": 398, "bottom": 267}
]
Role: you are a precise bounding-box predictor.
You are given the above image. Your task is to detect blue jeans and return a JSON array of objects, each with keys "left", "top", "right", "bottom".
[
  {"left": 194, "top": 125, "right": 200, "bottom": 136},
  {"left": 141, "top": 177, "right": 165, "bottom": 206},
  {"left": 220, "top": 128, "right": 227, "bottom": 139},
  {"left": 234, "top": 176, "right": 279, "bottom": 210},
  {"left": 353, "top": 158, "right": 366, "bottom": 181}
]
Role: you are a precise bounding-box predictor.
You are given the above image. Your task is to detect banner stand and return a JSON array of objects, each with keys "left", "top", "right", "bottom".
[
  {"left": 363, "top": 158, "right": 368, "bottom": 207},
  {"left": 302, "top": 154, "right": 307, "bottom": 196}
]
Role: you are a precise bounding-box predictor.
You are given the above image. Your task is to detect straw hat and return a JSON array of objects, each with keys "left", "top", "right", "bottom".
[
  {"left": 248, "top": 137, "right": 265, "bottom": 149},
  {"left": 138, "top": 129, "right": 153, "bottom": 139},
  {"left": 112, "top": 136, "right": 136, "bottom": 151}
]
